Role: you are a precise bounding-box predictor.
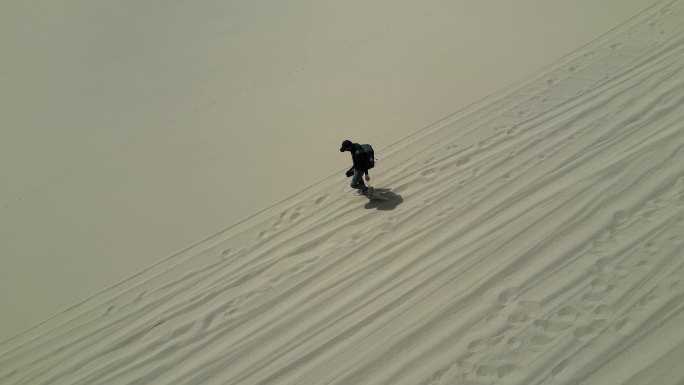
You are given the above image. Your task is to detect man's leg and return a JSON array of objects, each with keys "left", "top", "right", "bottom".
[{"left": 350, "top": 169, "right": 368, "bottom": 194}]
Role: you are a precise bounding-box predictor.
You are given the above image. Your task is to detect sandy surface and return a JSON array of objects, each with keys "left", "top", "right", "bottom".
[
  {"left": 2, "top": 0, "right": 684, "bottom": 383},
  {"left": 0, "top": 0, "right": 657, "bottom": 343}
]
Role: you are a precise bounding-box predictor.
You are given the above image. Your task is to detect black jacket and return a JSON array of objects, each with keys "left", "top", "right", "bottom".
[{"left": 346, "top": 143, "right": 369, "bottom": 176}]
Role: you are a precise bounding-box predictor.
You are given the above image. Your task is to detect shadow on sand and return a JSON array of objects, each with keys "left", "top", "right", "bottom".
[{"left": 364, "top": 188, "right": 403, "bottom": 211}]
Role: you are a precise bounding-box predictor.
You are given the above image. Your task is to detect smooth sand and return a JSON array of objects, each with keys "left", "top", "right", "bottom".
[{"left": 4, "top": 2, "right": 684, "bottom": 384}]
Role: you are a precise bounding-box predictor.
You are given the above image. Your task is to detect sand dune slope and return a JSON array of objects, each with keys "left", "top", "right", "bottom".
[{"left": 2, "top": 1, "right": 684, "bottom": 384}]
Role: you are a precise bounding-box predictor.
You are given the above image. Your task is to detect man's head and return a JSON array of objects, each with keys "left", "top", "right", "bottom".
[{"left": 340, "top": 140, "right": 353, "bottom": 152}]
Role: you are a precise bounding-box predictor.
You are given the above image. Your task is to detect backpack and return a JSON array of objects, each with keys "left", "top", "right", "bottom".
[{"left": 355, "top": 144, "right": 375, "bottom": 170}]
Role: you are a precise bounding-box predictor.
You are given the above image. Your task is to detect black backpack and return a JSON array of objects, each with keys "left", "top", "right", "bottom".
[{"left": 355, "top": 144, "right": 375, "bottom": 170}]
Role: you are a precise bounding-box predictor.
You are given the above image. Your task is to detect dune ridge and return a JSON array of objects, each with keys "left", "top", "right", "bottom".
[{"left": 2, "top": 0, "right": 684, "bottom": 384}]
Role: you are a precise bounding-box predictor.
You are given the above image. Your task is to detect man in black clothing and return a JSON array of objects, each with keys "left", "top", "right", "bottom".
[{"left": 340, "top": 139, "right": 371, "bottom": 195}]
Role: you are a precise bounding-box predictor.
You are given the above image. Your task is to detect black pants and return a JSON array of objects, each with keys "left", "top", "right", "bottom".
[{"left": 350, "top": 169, "right": 367, "bottom": 193}]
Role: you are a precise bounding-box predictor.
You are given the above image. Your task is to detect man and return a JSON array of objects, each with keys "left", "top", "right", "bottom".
[{"left": 340, "top": 139, "right": 373, "bottom": 196}]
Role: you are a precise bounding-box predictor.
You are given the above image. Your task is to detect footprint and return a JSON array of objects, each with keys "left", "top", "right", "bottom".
[
  {"left": 421, "top": 167, "right": 438, "bottom": 180},
  {"left": 290, "top": 262, "right": 314, "bottom": 275},
  {"left": 612, "top": 210, "right": 630, "bottom": 227},
  {"left": 557, "top": 305, "right": 579, "bottom": 320},
  {"left": 505, "top": 335, "right": 522, "bottom": 350},
  {"left": 273, "top": 214, "right": 285, "bottom": 229},
  {"left": 291, "top": 206, "right": 305, "bottom": 221},
  {"left": 507, "top": 310, "right": 529, "bottom": 325},
  {"left": 597, "top": 229, "right": 613, "bottom": 243},
  {"left": 289, "top": 211, "right": 301, "bottom": 222},
  {"left": 614, "top": 318, "right": 632, "bottom": 334},
  {"left": 551, "top": 359, "right": 569, "bottom": 376},
  {"left": 581, "top": 293, "right": 603, "bottom": 306},
  {"left": 638, "top": 292, "right": 658, "bottom": 307},
  {"left": 468, "top": 338, "right": 487, "bottom": 352},
  {"left": 202, "top": 312, "right": 218, "bottom": 331},
  {"left": 534, "top": 318, "right": 572, "bottom": 333},
  {"left": 581, "top": 278, "right": 613, "bottom": 303},
  {"left": 476, "top": 365, "right": 498, "bottom": 380},
  {"left": 426, "top": 367, "right": 448, "bottom": 385},
  {"left": 268, "top": 271, "right": 287, "bottom": 286},
  {"left": 220, "top": 249, "right": 232, "bottom": 260},
  {"left": 643, "top": 241, "right": 658, "bottom": 255},
  {"left": 574, "top": 320, "right": 607, "bottom": 339},
  {"left": 497, "top": 287, "right": 518, "bottom": 305},
  {"left": 469, "top": 189, "right": 485, "bottom": 204},
  {"left": 490, "top": 333, "right": 507, "bottom": 347},
  {"left": 206, "top": 299, "right": 243, "bottom": 327},
  {"left": 530, "top": 332, "right": 554, "bottom": 346},
  {"left": 456, "top": 157, "right": 470, "bottom": 167},
  {"left": 637, "top": 260, "right": 653, "bottom": 271},
  {"left": 641, "top": 209, "right": 658, "bottom": 221},
  {"left": 594, "top": 257, "right": 615, "bottom": 275},
  {"left": 478, "top": 139, "right": 492, "bottom": 149},
  {"left": 568, "top": 66, "right": 578, "bottom": 73},
  {"left": 150, "top": 315, "right": 164, "bottom": 329},
  {"left": 305, "top": 255, "right": 322, "bottom": 265},
  {"left": 590, "top": 278, "right": 611, "bottom": 292},
  {"left": 508, "top": 300, "right": 540, "bottom": 325},
  {"left": 593, "top": 304, "right": 613, "bottom": 318},
  {"left": 497, "top": 364, "right": 516, "bottom": 378},
  {"left": 314, "top": 194, "right": 328, "bottom": 205},
  {"left": 610, "top": 43, "right": 623, "bottom": 50}
]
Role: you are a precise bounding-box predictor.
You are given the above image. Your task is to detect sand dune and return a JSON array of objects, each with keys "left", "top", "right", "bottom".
[
  {"left": 0, "top": 0, "right": 657, "bottom": 339},
  {"left": 2, "top": 0, "right": 684, "bottom": 384}
]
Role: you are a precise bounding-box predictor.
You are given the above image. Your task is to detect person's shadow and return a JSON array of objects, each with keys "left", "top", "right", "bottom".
[{"left": 364, "top": 188, "right": 403, "bottom": 211}]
